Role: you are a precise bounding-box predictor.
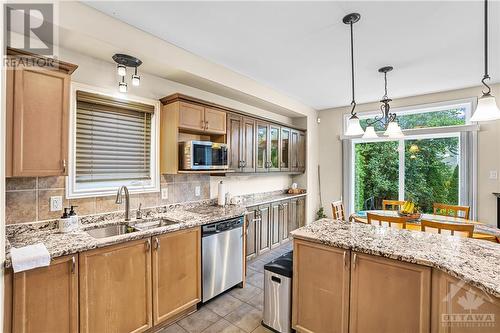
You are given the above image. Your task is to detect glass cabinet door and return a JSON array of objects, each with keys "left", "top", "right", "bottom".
[
  {"left": 256, "top": 123, "right": 268, "bottom": 172},
  {"left": 280, "top": 128, "right": 290, "bottom": 171},
  {"left": 269, "top": 125, "right": 280, "bottom": 171}
]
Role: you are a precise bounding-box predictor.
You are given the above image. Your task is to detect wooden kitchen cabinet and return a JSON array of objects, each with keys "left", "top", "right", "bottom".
[
  {"left": 349, "top": 252, "right": 431, "bottom": 333},
  {"left": 79, "top": 239, "right": 153, "bottom": 333},
  {"left": 280, "top": 200, "right": 290, "bottom": 242},
  {"left": 152, "top": 228, "right": 201, "bottom": 326},
  {"left": 270, "top": 202, "right": 281, "bottom": 249},
  {"left": 227, "top": 114, "right": 256, "bottom": 172},
  {"left": 177, "top": 101, "right": 226, "bottom": 134},
  {"left": 257, "top": 204, "right": 272, "bottom": 255},
  {"left": 12, "top": 255, "right": 78, "bottom": 333},
  {"left": 290, "top": 129, "right": 306, "bottom": 173},
  {"left": 246, "top": 209, "right": 258, "bottom": 261},
  {"left": 256, "top": 122, "right": 269, "bottom": 172},
  {"left": 241, "top": 117, "right": 256, "bottom": 172},
  {"left": 292, "top": 240, "right": 350, "bottom": 333},
  {"left": 269, "top": 124, "right": 281, "bottom": 171},
  {"left": 280, "top": 127, "right": 291, "bottom": 171},
  {"left": 6, "top": 49, "right": 77, "bottom": 177}
]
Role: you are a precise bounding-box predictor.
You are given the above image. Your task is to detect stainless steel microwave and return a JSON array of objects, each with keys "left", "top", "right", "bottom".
[{"left": 179, "top": 141, "right": 229, "bottom": 170}]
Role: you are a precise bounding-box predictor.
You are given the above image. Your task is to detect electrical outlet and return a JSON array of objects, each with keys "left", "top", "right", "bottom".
[
  {"left": 161, "top": 187, "right": 168, "bottom": 200},
  {"left": 195, "top": 186, "right": 201, "bottom": 197},
  {"left": 490, "top": 170, "right": 498, "bottom": 180},
  {"left": 50, "top": 196, "right": 63, "bottom": 211}
]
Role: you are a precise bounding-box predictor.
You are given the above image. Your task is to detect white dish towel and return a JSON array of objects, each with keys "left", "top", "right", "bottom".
[{"left": 10, "top": 243, "right": 51, "bottom": 273}]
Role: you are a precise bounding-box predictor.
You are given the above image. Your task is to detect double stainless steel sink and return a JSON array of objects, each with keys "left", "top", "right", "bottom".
[{"left": 85, "top": 219, "right": 179, "bottom": 239}]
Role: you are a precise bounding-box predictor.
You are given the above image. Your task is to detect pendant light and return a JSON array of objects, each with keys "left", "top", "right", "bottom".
[
  {"left": 344, "top": 13, "right": 364, "bottom": 136},
  {"left": 470, "top": 0, "right": 500, "bottom": 122},
  {"left": 113, "top": 53, "right": 143, "bottom": 93}
]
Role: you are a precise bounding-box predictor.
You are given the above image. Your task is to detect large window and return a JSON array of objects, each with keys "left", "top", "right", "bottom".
[
  {"left": 67, "top": 86, "right": 159, "bottom": 198},
  {"left": 346, "top": 99, "right": 477, "bottom": 216}
]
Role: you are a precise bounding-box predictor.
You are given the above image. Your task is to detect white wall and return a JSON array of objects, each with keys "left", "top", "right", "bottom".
[{"left": 318, "top": 84, "right": 500, "bottom": 226}]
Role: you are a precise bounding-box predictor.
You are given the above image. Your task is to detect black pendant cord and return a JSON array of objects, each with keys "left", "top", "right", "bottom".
[
  {"left": 482, "top": 0, "right": 492, "bottom": 95},
  {"left": 349, "top": 21, "right": 357, "bottom": 116}
]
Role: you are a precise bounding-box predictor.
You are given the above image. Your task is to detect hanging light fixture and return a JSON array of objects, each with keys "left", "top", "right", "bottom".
[
  {"left": 470, "top": 0, "right": 500, "bottom": 122},
  {"left": 343, "top": 13, "right": 364, "bottom": 136},
  {"left": 112, "top": 53, "right": 143, "bottom": 92},
  {"left": 363, "top": 66, "right": 404, "bottom": 138}
]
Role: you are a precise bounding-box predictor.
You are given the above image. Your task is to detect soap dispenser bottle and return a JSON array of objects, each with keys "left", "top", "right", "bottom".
[
  {"left": 59, "top": 208, "right": 72, "bottom": 233},
  {"left": 69, "top": 205, "right": 79, "bottom": 230}
]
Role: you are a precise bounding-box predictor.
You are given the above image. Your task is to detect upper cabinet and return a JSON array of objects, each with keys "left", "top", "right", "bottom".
[
  {"left": 6, "top": 48, "right": 77, "bottom": 177},
  {"left": 160, "top": 94, "right": 306, "bottom": 175}
]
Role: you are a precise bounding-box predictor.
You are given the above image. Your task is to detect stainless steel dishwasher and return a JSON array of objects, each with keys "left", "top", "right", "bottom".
[{"left": 202, "top": 217, "right": 243, "bottom": 302}]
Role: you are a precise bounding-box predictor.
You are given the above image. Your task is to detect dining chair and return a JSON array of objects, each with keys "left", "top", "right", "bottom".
[
  {"left": 420, "top": 220, "right": 474, "bottom": 238},
  {"left": 367, "top": 213, "right": 407, "bottom": 230},
  {"left": 331, "top": 200, "right": 346, "bottom": 221},
  {"left": 433, "top": 203, "right": 470, "bottom": 219},
  {"left": 382, "top": 200, "right": 406, "bottom": 211}
]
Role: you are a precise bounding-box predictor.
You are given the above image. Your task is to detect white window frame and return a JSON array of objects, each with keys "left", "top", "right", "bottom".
[
  {"left": 342, "top": 98, "right": 478, "bottom": 219},
  {"left": 66, "top": 82, "right": 160, "bottom": 199}
]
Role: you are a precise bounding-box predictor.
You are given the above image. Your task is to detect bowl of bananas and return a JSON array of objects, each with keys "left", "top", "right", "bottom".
[{"left": 398, "top": 201, "right": 422, "bottom": 220}]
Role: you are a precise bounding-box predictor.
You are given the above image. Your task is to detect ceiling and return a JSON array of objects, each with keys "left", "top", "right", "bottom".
[{"left": 85, "top": 1, "right": 500, "bottom": 110}]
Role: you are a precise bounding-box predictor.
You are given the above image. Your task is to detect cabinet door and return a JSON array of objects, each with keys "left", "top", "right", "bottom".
[
  {"left": 257, "top": 204, "right": 271, "bottom": 255},
  {"left": 270, "top": 202, "right": 281, "bottom": 249},
  {"left": 349, "top": 252, "right": 431, "bottom": 333},
  {"left": 9, "top": 66, "right": 69, "bottom": 176},
  {"left": 256, "top": 122, "right": 269, "bottom": 172},
  {"left": 298, "top": 131, "right": 306, "bottom": 172},
  {"left": 227, "top": 114, "right": 243, "bottom": 171},
  {"left": 178, "top": 102, "right": 205, "bottom": 132},
  {"left": 292, "top": 240, "right": 350, "bottom": 333},
  {"left": 281, "top": 200, "right": 290, "bottom": 242},
  {"left": 290, "top": 130, "right": 299, "bottom": 172},
  {"left": 280, "top": 128, "right": 291, "bottom": 172},
  {"left": 204, "top": 107, "right": 227, "bottom": 134},
  {"left": 152, "top": 228, "right": 201, "bottom": 325},
  {"left": 268, "top": 125, "right": 281, "bottom": 171},
  {"left": 297, "top": 197, "right": 306, "bottom": 227},
  {"left": 80, "top": 239, "right": 153, "bottom": 333},
  {"left": 241, "top": 118, "right": 256, "bottom": 172},
  {"left": 246, "top": 209, "right": 258, "bottom": 261},
  {"left": 13, "top": 255, "right": 78, "bottom": 333},
  {"left": 288, "top": 199, "right": 299, "bottom": 236}
]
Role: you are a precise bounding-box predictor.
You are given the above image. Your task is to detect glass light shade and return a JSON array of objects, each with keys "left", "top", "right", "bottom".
[
  {"left": 362, "top": 126, "right": 378, "bottom": 139},
  {"left": 345, "top": 116, "right": 365, "bottom": 136},
  {"left": 384, "top": 121, "right": 399, "bottom": 136},
  {"left": 117, "top": 64, "right": 126, "bottom": 77},
  {"left": 118, "top": 81, "right": 128, "bottom": 93},
  {"left": 470, "top": 93, "right": 500, "bottom": 122},
  {"left": 387, "top": 122, "right": 404, "bottom": 138},
  {"left": 132, "top": 74, "right": 140, "bottom": 86}
]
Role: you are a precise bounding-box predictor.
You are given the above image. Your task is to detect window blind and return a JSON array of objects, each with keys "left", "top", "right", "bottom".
[{"left": 75, "top": 91, "right": 154, "bottom": 183}]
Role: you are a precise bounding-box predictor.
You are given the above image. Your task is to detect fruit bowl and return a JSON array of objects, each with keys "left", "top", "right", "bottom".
[{"left": 397, "top": 211, "right": 422, "bottom": 220}]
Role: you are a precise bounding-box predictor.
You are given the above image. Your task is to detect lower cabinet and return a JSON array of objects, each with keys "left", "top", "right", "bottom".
[
  {"left": 79, "top": 239, "right": 153, "bottom": 333},
  {"left": 12, "top": 255, "right": 78, "bottom": 333},
  {"left": 152, "top": 228, "right": 201, "bottom": 325},
  {"left": 349, "top": 252, "right": 431, "bottom": 333},
  {"left": 293, "top": 240, "right": 432, "bottom": 333},
  {"left": 292, "top": 239, "right": 350, "bottom": 333},
  {"left": 245, "top": 209, "right": 258, "bottom": 261},
  {"left": 257, "top": 204, "right": 272, "bottom": 255},
  {"left": 270, "top": 202, "right": 281, "bottom": 249}
]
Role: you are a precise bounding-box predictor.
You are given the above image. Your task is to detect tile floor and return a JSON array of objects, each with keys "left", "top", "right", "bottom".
[{"left": 159, "top": 242, "right": 293, "bottom": 333}]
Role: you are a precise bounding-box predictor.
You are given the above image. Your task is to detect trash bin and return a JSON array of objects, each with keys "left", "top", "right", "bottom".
[{"left": 262, "top": 251, "right": 293, "bottom": 333}]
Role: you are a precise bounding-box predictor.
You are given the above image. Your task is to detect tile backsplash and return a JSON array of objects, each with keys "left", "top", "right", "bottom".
[{"left": 5, "top": 174, "right": 210, "bottom": 224}]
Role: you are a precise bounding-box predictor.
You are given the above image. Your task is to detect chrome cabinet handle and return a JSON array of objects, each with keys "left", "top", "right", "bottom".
[
  {"left": 353, "top": 253, "right": 357, "bottom": 269},
  {"left": 62, "top": 159, "right": 67, "bottom": 173},
  {"left": 154, "top": 237, "right": 160, "bottom": 250},
  {"left": 242, "top": 161, "right": 247, "bottom": 167},
  {"left": 71, "top": 256, "right": 75, "bottom": 274},
  {"left": 205, "top": 121, "right": 209, "bottom": 130},
  {"left": 201, "top": 120, "right": 205, "bottom": 129},
  {"left": 146, "top": 239, "right": 151, "bottom": 251}
]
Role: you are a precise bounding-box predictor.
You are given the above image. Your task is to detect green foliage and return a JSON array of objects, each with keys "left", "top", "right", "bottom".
[
  {"left": 355, "top": 109, "right": 461, "bottom": 214},
  {"left": 316, "top": 207, "right": 327, "bottom": 220}
]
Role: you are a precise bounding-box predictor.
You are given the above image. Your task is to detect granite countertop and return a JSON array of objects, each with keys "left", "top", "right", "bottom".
[
  {"left": 291, "top": 219, "right": 500, "bottom": 298},
  {"left": 5, "top": 202, "right": 246, "bottom": 268},
  {"left": 242, "top": 192, "right": 306, "bottom": 208}
]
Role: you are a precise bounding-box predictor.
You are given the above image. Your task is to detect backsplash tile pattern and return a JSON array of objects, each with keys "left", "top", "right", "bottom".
[{"left": 5, "top": 174, "right": 210, "bottom": 224}]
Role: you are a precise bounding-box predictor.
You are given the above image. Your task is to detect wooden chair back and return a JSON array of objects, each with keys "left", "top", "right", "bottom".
[
  {"left": 367, "top": 213, "right": 407, "bottom": 230},
  {"left": 382, "top": 200, "right": 406, "bottom": 211},
  {"left": 420, "top": 220, "right": 474, "bottom": 238},
  {"left": 331, "top": 200, "right": 345, "bottom": 221},
  {"left": 433, "top": 203, "right": 470, "bottom": 219}
]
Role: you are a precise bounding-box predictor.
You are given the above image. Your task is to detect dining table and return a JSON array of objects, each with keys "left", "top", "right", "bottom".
[{"left": 351, "top": 210, "right": 500, "bottom": 242}]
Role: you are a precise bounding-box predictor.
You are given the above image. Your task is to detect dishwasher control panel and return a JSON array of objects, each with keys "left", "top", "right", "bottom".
[{"left": 202, "top": 217, "right": 243, "bottom": 236}]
